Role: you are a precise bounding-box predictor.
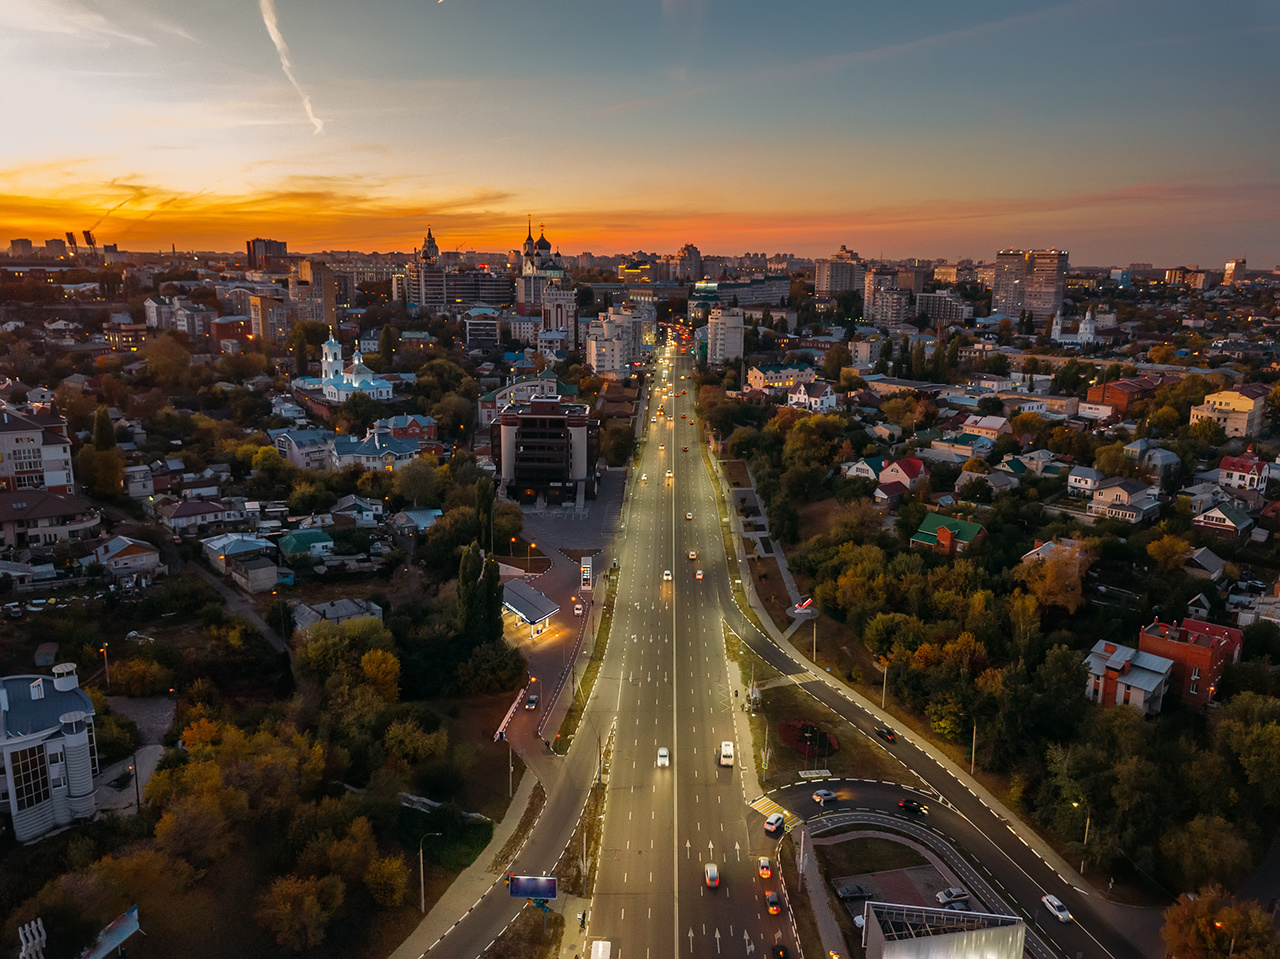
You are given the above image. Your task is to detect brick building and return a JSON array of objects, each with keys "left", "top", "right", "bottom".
[{"left": 1137, "top": 618, "right": 1242, "bottom": 708}]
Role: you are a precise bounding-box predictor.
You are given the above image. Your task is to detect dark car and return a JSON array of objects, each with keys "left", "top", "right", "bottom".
[
  {"left": 772, "top": 947, "right": 787, "bottom": 959},
  {"left": 898, "top": 799, "right": 928, "bottom": 815},
  {"left": 874, "top": 725, "right": 897, "bottom": 743},
  {"left": 835, "top": 884, "right": 870, "bottom": 900}
]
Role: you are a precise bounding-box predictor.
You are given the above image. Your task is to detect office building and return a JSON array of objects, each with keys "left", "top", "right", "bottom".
[
  {"left": 246, "top": 237, "right": 288, "bottom": 269},
  {"left": 991, "top": 249, "right": 1068, "bottom": 323},
  {"left": 707, "top": 307, "right": 745, "bottom": 365},
  {"left": 915, "top": 290, "right": 973, "bottom": 327},
  {"left": 491, "top": 398, "right": 600, "bottom": 505},
  {"left": 290, "top": 260, "right": 338, "bottom": 327},
  {"left": 1, "top": 664, "right": 99, "bottom": 842}
]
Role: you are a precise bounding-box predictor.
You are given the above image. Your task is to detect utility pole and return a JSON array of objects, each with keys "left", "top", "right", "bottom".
[
  {"left": 881, "top": 665, "right": 888, "bottom": 710},
  {"left": 970, "top": 722, "right": 977, "bottom": 776}
]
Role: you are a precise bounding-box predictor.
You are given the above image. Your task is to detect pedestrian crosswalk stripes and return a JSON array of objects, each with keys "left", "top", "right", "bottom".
[{"left": 749, "top": 796, "right": 803, "bottom": 831}]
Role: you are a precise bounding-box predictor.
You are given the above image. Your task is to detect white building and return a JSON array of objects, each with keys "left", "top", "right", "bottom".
[
  {"left": 707, "top": 307, "right": 745, "bottom": 366},
  {"left": 292, "top": 335, "right": 395, "bottom": 402}
]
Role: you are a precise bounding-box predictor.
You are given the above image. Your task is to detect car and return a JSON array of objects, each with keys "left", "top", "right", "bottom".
[
  {"left": 651, "top": 416, "right": 657, "bottom": 422},
  {"left": 835, "top": 884, "right": 869, "bottom": 900},
  {"left": 758, "top": 857, "right": 772, "bottom": 878},
  {"left": 680, "top": 375, "right": 686, "bottom": 380},
  {"left": 935, "top": 887, "right": 969, "bottom": 905},
  {"left": 686, "top": 512, "right": 693, "bottom": 520},
  {"left": 1041, "top": 894, "right": 1072, "bottom": 923},
  {"left": 764, "top": 890, "right": 781, "bottom": 914},
  {"left": 812, "top": 789, "right": 836, "bottom": 805},
  {"left": 772, "top": 946, "right": 788, "bottom": 959},
  {"left": 719, "top": 741, "right": 734, "bottom": 766},
  {"left": 663, "top": 570, "right": 672, "bottom": 581},
  {"left": 764, "top": 812, "right": 785, "bottom": 833},
  {"left": 574, "top": 604, "right": 584, "bottom": 616},
  {"left": 666, "top": 470, "right": 673, "bottom": 479},
  {"left": 682, "top": 445, "right": 689, "bottom": 451},
  {"left": 641, "top": 473, "right": 646, "bottom": 481},
  {"left": 944, "top": 901, "right": 970, "bottom": 912},
  {"left": 704, "top": 862, "right": 719, "bottom": 887},
  {"left": 696, "top": 569, "right": 704, "bottom": 580},
  {"left": 657, "top": 747, "right": 670, "bottom": 767},
  {"left": 874, "top": 725, "right": 897, "bottom": 743},
  {"left": 688, "top": 550, "right": 697, "bottom": 560},
  {"left": 525, "top": 694, "right": 539, "bottom": 710},
  {"left": 4, "top": 603, "right": 21, "bottom": 619},
  {"left": 898, "top": 799, "right": 928, "bottom": 815},
  {"left": 659, "top": 444, "right": 665, "bottom": 451}
]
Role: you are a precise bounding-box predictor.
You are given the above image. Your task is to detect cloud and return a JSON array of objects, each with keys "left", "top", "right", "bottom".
[
  {"left": 0, "top": 0, "right": 154, "bottom": 46},
  {"left": 257, "top": 0, "right": 324, "bottom": 134}
]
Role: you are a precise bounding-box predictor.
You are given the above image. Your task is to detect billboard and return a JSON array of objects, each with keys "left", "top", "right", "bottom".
[
  {"left": 581, "top": 558, "right": 592, "bottom": 591},
  {"left": 509, "top": 875, "right": 558, "bottom": 900}
]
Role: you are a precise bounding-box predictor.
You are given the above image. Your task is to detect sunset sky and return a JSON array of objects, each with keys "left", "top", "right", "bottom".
[{"left": 2, "top": 0, "right": 1276, "bottom": 266}]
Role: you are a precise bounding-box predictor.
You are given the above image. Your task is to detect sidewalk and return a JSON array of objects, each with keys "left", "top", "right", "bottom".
[{"left": 795, "top": 825, "right": 847, "bottom": 959}]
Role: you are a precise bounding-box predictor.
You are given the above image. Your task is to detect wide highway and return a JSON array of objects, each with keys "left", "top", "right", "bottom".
[{"left": 591, "top": 339, "right": 798, "bottom": 958}]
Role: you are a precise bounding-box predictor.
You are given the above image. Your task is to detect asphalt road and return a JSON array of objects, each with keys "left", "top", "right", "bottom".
[{"left": 592, "top": 347, "right": 798, "bottom": 958}]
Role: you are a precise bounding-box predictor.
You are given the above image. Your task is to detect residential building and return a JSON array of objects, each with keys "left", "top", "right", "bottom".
[
  {"left": 293, "top": 598, "right": 384, "bottom": 633},
  {"left": 910, "top": 514, "right": 986, "bottom": 556},
  {"left": 155, "top": 498, "right": 243, "bottom": 534},
  {"left": 746, "top": 364, "right": 816, "bottom": 391},
  {"left": 249, "top": 294, "right": 290, "bottom": 344},
  {"left": 1067, "top": 466, "right": 1104, "bottom": 498},
  {"left": 814, "top": 247, "right": 864, "bottom": 300},
  {"left": 390, "top": 508, "right": 444, "bottom": 536},
  {"left": 329, "top": 431, "right": 420, "bottom": 471},
  {"left": 1138, "top": 619, "right": 1242, "bottom": 708},
  {"left": 230, "top": 555, "right": 280, "bottom": 594},
  {"left": 1, "top": 664, "right": 98, "bottom": 842},
  {"left": 992, "top": 249, "right": 1068, "bottom": 322},
  {"left": 0, "top": 490, "right": 99, "bottom": 550},
  {"left": 961, "top": 415, "right": 1011, "bottom": 441},
  {"left": 786, "top": 380, "right": 836, "bottom": 412},
  {"left": 1224, "top": 257, "right": 1247, "bottom": 287},
  {"left": 81, "top": 535, "right": 162, "bottom": 584},
  {"left": 103, "top": 320, "right": 148, "bottom": 352},
  {"left": 279, "top": 529, "right": 334, "bottom": 558},
  {"left": 202, "top": 533, "right": 276, "bottom": 574},
  {"left": 1217, "top": 450, "right": 1267, "bottom": 491},
  {"left": 274, "top": 429, "right": 336, "bottom": 470},
  {"left": 841, "top": 456, "right": 887, "bottom": 481},
  {"left": 880, "top": 458, "right": 930, "bottom": 491},
  {"left": 1085, "top": 641, "right": 1173, "bottom": 715},
  {"left": 915, "top": 290, "right": 973, "bottom": 327},
  {"left": 465, "top": 309, "right": 502, "bottom": 347},
  {"left": 490, "top": 397, "right": 600, "bottom": 505},
  {"left": 1193, "top": 503, "right": 1254, "bottom": 539},
  {"left": 246, "top": 237, "right": 287, "bottom": 270},
  {"left": 1085, "top": 377, "right": 1158, "bottom": 415},
  {"left": 1088, "top": 478, "right": 1160, "bottom": 523},
  {"left": 541, "top": 286, "right": 579, "bottom": 347},
  {"left": 707, "top": 307, "right": 745, "bottom": 366},
  {"left": 1190, "top": 384, "right": 1270, "bottom": 438},
  {"left": 0, "top": 405, "right": 74, "bottom": 495},
  {"left": 931, "top": 434, "right": 994, "bottom": 459}
]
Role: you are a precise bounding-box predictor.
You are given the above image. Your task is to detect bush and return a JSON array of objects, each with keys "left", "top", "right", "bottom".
[
  {"left": 112, "top": 659, "right": 174, "bottom": 697},
  {"left": 414, "top": 760, "right": 464, "bottom": 801}
]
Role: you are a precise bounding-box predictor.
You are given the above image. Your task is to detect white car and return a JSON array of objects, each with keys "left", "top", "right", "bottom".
[
  {"left": 685, "top": 512, "right": 693, "bottom": 520},
  {"left": 719, "top": 741, "right": 734, "bottom": 766},
  {"left": 935, "top": 887, "right": 969, "bottom": 905},
  {"left": 764, "top": 812, "right": 785, "bottom": 834},
  {"left": 657, "top": 747, "right": 669, "bottom": 767},
  {"left": 663, "top": 570, "right": 672, "bottom": 581},
  {"left": 1041, "top": 894, "right": 1072, "bottom": 923},
  {"left": 574, "top": 604, "right": 584, "bottom": 616},
  {"left": 641, "top": 473, "right": 646, "bottom": 481},
  {"left": 704, "top": 862, "right": 719, "bottom": 887},
  {"left": 812, "top": 789, "right": 836, "bottom": 805},
  {"left": 696, "top": 569, "right": 704, "bottom": 581}
]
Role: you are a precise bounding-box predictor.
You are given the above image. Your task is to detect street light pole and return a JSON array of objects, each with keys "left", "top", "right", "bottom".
[
  {"left": 881, "top": 665, "right": 888, "bottom": 710},
  {"left": 100, "top": 642, "right": 110, "bottom": 686},
  {"left": 418, "top": 832, "right": 442, "bottom": 913}
]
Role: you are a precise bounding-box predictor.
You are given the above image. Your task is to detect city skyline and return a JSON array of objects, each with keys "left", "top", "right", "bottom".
[{"left": 2, "top": 0, "right": 1277, "bottom": 265}]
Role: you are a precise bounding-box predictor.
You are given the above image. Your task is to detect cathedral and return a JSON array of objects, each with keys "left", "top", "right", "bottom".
[
  {"left": 291, "top": 333, "right": 397, "bottom": 403},
  {"left": 516, "top": 217, "right": 567, "bottom": 316}
]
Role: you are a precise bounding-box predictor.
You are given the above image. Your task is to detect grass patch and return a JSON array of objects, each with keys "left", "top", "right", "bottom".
[
  {"left": 432, "top": 692, "right": 531, "bottom": 821},
  {"left": 483, "top": 902, "right": 565, "bottom": 959},
  {"left": 814, "top": 835, "right": 928, "bottom": 877},
  {"left": 722, "top": 459, "right": 752, "bottom": 487},
  {"left": 700, "top": 446, "right": 772, "bottom": 639},
  {"left": 551, "top": 569, "right": 618, "bottom": 755},
  {"left": 742, "top": 674, "right": 918, "bottom": 790}
]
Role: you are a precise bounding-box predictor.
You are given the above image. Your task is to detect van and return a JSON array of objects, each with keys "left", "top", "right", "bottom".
[
  {"left": 720, "top": 741, "right": 734, "bottom": 767},
  {"left": 590, "top": 941, "right": 611, "bottom": 959}
]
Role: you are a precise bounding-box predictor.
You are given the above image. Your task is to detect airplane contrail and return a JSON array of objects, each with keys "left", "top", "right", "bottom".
[{"left": 258, "top": 0, "right": 324, "bottom": 134}]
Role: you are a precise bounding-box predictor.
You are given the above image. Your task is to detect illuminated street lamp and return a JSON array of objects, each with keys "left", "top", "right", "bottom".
[{"left": 100, "top": 642, "right": 110, "bottom": 686}]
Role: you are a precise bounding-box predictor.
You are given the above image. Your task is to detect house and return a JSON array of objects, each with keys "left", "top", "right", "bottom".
[
  {"left": 1181, "top": 482, "right": 1225, "bottom": 515},
  {"left": 746, "top": 364, "right": 816, "bottom": 392},
  {"left": 329, "top": 431, "right": 421, "bottom": 472},
  {"left": 1192, "top": 502, "right": 1254, "bottom": 539},
  {"left": 292, "top": 598, "right": 384, "bottom": 632},
  {"left": 786, "top": 380, "right": 836, "bottom": 412},
  {"left": 274, "top": 429, "right": 336, "bottom": 470},
  {"left": 1137, "top": 618, "right": 1242, "bottom": 708},
  {"left": 123, "top": 465, "right": 155, "bottom": 499},
  {"left": 1186, "top": 592, "right": 1213, "bottom": 620},
  {"left": 931, "top": 434, "right": 994, "bottom": 459},
  {"left": 841, "top": 457, "right": 887, "bottom": 481},
  {"left": 156, "top": 498, "right": 243, "bottom": 533},
  {"left": 1217, "top": 450, "right": 1267, "bottom": 491},
  {"left": 910, "top": 514, "right": 986, "bottom": 556},
  {"left": 871, "top": 423, "right": 902, "bottom": 444},
  {"left": 0, "top": 664, "right": 98, "bottom": 842},
  {"left": 1021, "top": 537, "right": 1083, "bottom": 564},
  {"left": 1088, "top": 478, "right": 1160, "bottom": 523},
  {"left": 1190, "top": 383, "right": 1271, "bottom": 437},
  {"left": 0, "top": 490, "right": 100, "bottom": 550},
  {"left": 874, "top": 481, "right": 907, "bottom": 508},
  {"left": 331, "top": 494, "right": 385, "bottom": 527},
  {"left": 390, "top": 508, "right": 444, "bottom": 536},
  {"left": 1085, "top": 641, "right": 1173, "bottom": 715},
  {"left": 960, "top": 415, "right": 1011, "bottom": 440},
  {"left": 81, "top": 536, "right": 163, "bottom": 584},
  {"left": 230, "top": 555, "right": 280, "bottom": 594},
  {"left": 957, "top": 469, "right": 1019, "bottom": 497},
  {"left": 879, "top": 457, "right": 930, "bottom": 492},
  {"left": 1183, "top": 546, "right": 1226, "bottom": 582},
  {"left": 201, "top": 532, "right": 277, "bottom": 574},
  {"left": 279, "top": 529, "right": 334, "bottom": 559}
]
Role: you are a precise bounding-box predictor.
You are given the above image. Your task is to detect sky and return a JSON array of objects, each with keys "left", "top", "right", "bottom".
[{"left": 1, "top": 0, "right": 1277, "bottom": 266}]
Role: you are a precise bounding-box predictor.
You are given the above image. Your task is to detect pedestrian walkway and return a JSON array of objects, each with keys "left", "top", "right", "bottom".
[
  {"left": 795, "top": 824, "right": 848, "bottom": 959},
  {"left": 749, "top": 795, "right": 804, "bottom": 834}
]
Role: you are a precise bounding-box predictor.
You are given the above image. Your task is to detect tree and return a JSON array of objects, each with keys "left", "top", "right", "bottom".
[
  {"left": 1093, "top": 441, "right": 1130, "bottom": 476},
  {"left": 141, "top": 334, "right": 191, "bottom": 386},
  {"left": 1015, "top": 542, "right": 1089, "bottom": 613},
  {"left": 394, "top": 458, "right": 440, "bottom": 507},
  {"left": 601, "top": 423, "right": 637, "bottom": 466},
  {"left": 1147, "top": 534, "right": 1193, "bottom": 574},
  {"left": 474, "top": 476, "right": 495, "bottom": 551},
  {"left": 823, "top": 343, "right": 852, "bottom": 381},
  {"left": 882, "top": 396, "right": 923, "bottom": 432},
  {"left": 378, "top": 325, "right": 399, "bottom": 362},
  {"left": 334, "top": 392, "right": 385, "bottom": 434},
  {"left": 256, "top": 874, "right": 346, "bottom": 951},
  {"left": 365, "top": 855, "right": 410, "bottom": 907},
  {"left": 432, "top": 393, "right": 473, "bottom": 436},
  {"left": 1163, "top": 887, "right": 1280, "bottom": 959},
  {"left": 93, "top": 406, "right": 115, "bottom": 451}
]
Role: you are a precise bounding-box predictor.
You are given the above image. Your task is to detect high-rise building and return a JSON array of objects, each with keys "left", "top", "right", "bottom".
[
  {"left": 491, "top": 398, "right": 600, "bottom": 505},
  {"left": 863, "top": 267, "right": 897, "bottom": 323},
  {"left": 249, "top": 294, "right": 290, "bottom": 344},
  {"left": 516, "top": 219, "right": 567, "bottom": 316},
  {"left": 992, "top": 249, "right": 1067, "bottom": 322},
  {"left": 916, "top": 290, "right": 973, "bottom": 328},
  {"left": 815, "top": 246, "right": 864, "bottom": 299},
  {"left": 707, "top": 307, "right": 745, "bottom": 366},
  {"left": 44, "top": 239, "right": 67, "bottom": 258},
  {"left": 246, "top": 237, "right": 288, "bottom": 270},
  {"left": 1225, "top": 258, "right": 1247, "bottom": 286},
  {"left": 8, "top": 239, "right": 33, "bottom": 258},
  {"left": 289, "top": 260, "right": 338, "bottom": 328}
]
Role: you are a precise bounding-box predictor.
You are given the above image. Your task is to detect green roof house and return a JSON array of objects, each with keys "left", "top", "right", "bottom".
[
  {"left": 910, "top": 514, "right": 986, "bottom": 556},
  {"left": 279, "top": 529, "right": 334, "bottom": 558}
]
